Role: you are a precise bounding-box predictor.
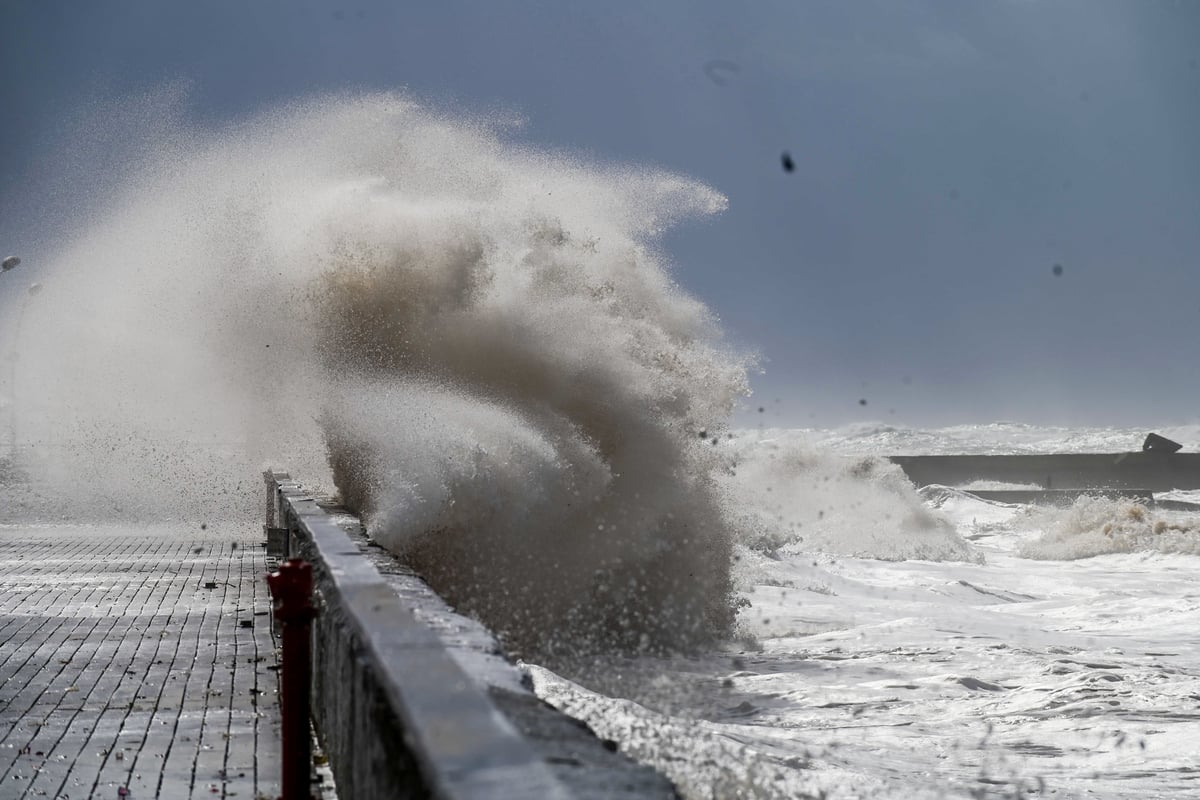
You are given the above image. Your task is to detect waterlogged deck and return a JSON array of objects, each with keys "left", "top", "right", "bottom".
[{"left": 0, "top": 525, "right": 282, "bottom": 800}]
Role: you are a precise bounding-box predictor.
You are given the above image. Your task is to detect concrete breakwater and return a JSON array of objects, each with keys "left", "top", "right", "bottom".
[
  {"left": 889, "top": 452, "right": 1200, "bottom": 492},
  {"left": 266, "top": 471, "right": 678, "bottom": 799}
]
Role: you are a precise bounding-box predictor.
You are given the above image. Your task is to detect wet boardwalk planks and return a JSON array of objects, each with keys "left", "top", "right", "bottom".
[{"left": 0, "top": 525, "right": 281, "bottom": 800}]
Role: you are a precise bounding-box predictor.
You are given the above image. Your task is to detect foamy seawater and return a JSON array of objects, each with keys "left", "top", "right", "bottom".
[{"left": 528, "top": 423, "right": 1200, "bottom": 799}]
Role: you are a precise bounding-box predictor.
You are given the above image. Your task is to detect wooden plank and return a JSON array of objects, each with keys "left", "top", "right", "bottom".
[{"left": 0, "top": 528, "right": 283, "bottom": 800}]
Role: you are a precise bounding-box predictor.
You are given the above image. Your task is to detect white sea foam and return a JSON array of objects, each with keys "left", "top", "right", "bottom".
[
  {"left": 1018, "top": 496, "right": 1200, "bottom": 560},
  {"left": 533, "top": 430, "right": 1200, "bottom": 800}
]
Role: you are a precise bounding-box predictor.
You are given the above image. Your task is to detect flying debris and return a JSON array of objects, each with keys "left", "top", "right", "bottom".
[{"left": 1, "top": 256, "right": 20, "bottom": 272}]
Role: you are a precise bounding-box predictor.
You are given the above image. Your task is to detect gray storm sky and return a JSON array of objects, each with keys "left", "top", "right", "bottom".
[{"left": 2, "top": 1, "right": 1198, "bottom": 428}]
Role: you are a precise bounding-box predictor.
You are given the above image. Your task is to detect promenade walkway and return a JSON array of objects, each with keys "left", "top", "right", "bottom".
[{"left": 0, "top": 524, "right": 282, "bottom": 800}]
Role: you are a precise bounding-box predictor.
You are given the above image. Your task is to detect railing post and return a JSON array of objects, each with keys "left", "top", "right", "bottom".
[
  {"left": 267, "top": 559, "right": 317, "bottom": 800},
  {"left": 264, "top": 470, "right": 289, "bottom": 558}
]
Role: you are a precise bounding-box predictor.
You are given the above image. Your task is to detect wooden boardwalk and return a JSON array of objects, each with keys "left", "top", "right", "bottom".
[{"left": 0, "top": 524, "right": 282, "bottom": 800}]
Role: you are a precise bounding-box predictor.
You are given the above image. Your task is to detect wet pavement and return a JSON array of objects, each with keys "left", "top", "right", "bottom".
[{"left": 0, "top": 525, "right": 281, "bottom": 800}]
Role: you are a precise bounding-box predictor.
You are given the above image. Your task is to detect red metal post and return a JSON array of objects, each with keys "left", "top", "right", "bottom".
[{"left": 267, "top": 559, "right": 317, "bottom": 800}]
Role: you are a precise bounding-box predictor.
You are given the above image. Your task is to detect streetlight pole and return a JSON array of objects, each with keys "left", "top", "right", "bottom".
[
  {"left": 8, "top": 282, "right": 42, "bottom": 458},
  {"left": 2, "top": 255, "right": 25, "bottom": 463}
]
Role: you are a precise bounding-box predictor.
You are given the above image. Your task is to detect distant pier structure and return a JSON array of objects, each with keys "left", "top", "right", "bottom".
[{"left": 890, "top": 433, "right": 1200, "bottom": 506}]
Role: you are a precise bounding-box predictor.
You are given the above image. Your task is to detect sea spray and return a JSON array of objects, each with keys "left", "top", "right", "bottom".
[
  {"left": 6, "top": 91, "right": 752, "bottom": 655},
  {"left": 720, "top": 434, "right": 979, "bottom": 563},
  {"left": 308, "top": 157, "right": 751, "bottom": 655}
]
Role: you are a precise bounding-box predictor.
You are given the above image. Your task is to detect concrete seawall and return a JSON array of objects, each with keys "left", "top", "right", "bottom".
[
  {"left": 267, "top": 471, "right": 678, "bottom": 799},
  {"left": 889, "top": 452, "right": 1200, "bottom": 491}
]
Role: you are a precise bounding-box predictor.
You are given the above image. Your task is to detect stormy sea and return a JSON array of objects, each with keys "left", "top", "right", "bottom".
[{"left": 2, "top": 93, "right": 1197, "bottom": 798}]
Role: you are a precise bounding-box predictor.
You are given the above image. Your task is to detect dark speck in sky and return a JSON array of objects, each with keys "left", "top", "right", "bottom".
[
  {"left": 1052, "top": 264, "right": 1064, "bottom": 277},
  {"left": 781, "top": 152, "right": 795, "bottom": 173},
  {"left": 859, "top": 398, "right": 868, "bottom": 406},
  {"left": 758, "top": 406, "right": 765, "bottom": 413}
]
